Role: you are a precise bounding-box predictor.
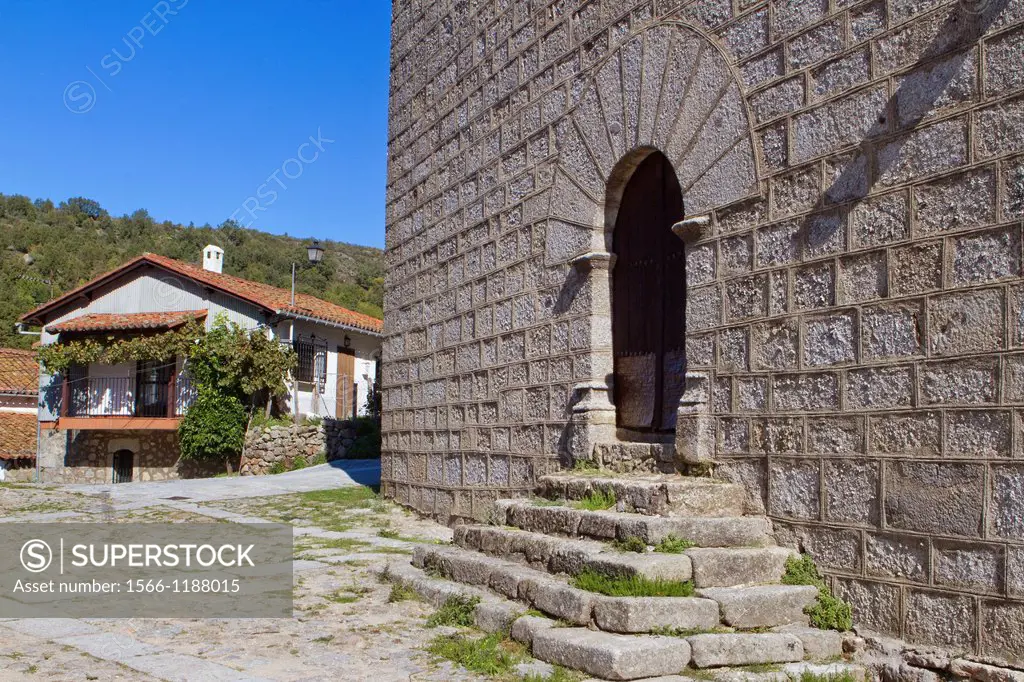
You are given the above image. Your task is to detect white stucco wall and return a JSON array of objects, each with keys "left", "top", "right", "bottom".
[{"left": 272, "top": 319, "right": 380, "bottom": 420}]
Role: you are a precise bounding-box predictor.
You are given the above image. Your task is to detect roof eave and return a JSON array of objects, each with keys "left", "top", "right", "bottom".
[{"left": 274, "top": 310, "right": 383, "bottom": 338}]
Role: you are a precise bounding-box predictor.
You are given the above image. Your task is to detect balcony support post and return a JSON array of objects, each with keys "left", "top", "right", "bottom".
[{"left": 167, "top": 372, "right": 177, "bottom": 419}]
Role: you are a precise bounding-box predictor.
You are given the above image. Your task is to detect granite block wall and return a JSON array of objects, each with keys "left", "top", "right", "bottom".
[{"left": 382, "top": 0, "right": 1024, "bottom": 658}]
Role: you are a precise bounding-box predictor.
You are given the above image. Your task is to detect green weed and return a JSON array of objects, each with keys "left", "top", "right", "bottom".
[
  {"left": 795, "top": 670, "right": 862, "bottom": 682},
  {"left": 426, "top": 595, "right": 480, "bottom": 627},
  {"left": 782, "top": 555, "right": 853, "bottom": 631},
  {"left": 611, "top": 536, "right": 647, "bottom": 553},
  {"left": 572, "top": 488, "right": 616, "bottom": 511},
  {"left": 571, "top": 459, "right": 599, "bottom": 472},
  {"left": 571, "top": 569, "right": 694, "bottom": 597},
  {"left": 425, "top": 632, "right": 522, "bottom": 676},
  {"left": 654, "top": 535, "right": 695, "bottom": 553},
  {"left": 388, "top": 583, "right": 417, "bottom": 603}
]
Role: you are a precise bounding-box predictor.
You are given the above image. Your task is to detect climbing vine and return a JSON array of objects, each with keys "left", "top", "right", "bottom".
[{"left": 38, "top": 320, "right": 205, "bottom": 374}]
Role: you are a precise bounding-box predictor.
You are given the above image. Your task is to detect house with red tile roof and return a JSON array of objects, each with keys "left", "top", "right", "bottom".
[
  {"left": 18, "top": 246, "right": 382, "bottom": 484},
  {"left": 0, "top": 348, "right": 39, "bottom": 481}
]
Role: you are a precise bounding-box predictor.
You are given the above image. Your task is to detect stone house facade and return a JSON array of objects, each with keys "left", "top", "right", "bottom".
[
  {"left": 381, "top": 0, "right": 1024, "bottom": 658},
  {"left": 21, "top": 247, "right": 383, "bottom": 484}
]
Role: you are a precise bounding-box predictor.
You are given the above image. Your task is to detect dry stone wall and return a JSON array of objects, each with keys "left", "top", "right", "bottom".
[
  {"left": 240, "top": 420, "right": 360, "bottom": 475},
  {"left": 382, "top": 0, "right": 1024, "bottom": 659}
]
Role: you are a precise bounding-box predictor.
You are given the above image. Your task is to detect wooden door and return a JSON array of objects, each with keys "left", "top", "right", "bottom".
[
  {"left": 612, "top": 151, "right": 686, "bottom": 431},
  {"left": 336, "top": 347, "right": 357, "bottom": 420}
]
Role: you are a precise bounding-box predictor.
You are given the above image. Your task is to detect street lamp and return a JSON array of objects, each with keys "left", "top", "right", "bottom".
[{"left": 292, "top": 240, "right": 325, "bottom": 305}]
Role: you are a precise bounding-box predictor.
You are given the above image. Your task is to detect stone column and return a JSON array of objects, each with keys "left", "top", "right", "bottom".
[{"left": 566, "top": 251, "right": 617, "bottom": 466}]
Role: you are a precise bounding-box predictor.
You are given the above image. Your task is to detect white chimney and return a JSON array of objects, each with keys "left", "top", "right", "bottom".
[{"left": 202, "top": 245, "right": 224, "bottom": 274}]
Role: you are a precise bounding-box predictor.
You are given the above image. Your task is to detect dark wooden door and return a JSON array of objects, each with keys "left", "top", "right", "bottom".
[{"left": 612, "top": 151, "right": 686, "bottom": 431}]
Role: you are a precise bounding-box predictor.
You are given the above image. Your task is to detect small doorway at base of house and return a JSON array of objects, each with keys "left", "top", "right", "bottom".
[
  {"left": 112, "top": 450, "right": 134, "bottom": 484},
  {"left": 611, "top": 150, "right": 687, "bottom": 433}
]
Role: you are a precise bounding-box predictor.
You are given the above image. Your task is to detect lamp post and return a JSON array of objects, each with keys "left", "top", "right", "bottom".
[
  {"left": 292, "top": 240, "right": 325, "bottom": 305},
  {"left": 290, "top": 240, "right": 325, "bottom": 424}
]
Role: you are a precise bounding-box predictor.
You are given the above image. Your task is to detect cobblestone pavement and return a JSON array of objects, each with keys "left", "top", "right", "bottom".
[{"left": 0, "top": 471, "right": 497, "bottom": 682}]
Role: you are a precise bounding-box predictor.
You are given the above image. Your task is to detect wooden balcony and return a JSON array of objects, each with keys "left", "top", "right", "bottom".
[{"left": 57, "top": 374, "right": 196, "bottom": 431}]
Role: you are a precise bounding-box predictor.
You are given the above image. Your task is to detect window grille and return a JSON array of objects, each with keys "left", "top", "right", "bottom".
[{"left": 293, "top": 335, "right": 327, "bottom": 385}]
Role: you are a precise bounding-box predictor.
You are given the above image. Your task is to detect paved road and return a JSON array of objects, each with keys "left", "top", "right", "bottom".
[{"left": 64, "top": 459, "right": 381, "bottom": 505}]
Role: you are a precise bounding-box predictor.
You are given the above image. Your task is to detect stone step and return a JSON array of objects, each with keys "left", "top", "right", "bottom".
[
  {"left": 686, "top": 547, "right": 797, "bottom": 588},
  {"left": 532, "top": 627, "right": 692, "bottom": 681},
  {"left": 688, "top": 632, "right": 804, "bottom": 668},
  {"left": 414, "top": 544, "right": 814, "bottom": 631},
  {"left": 592, "top": 441, "right": 675, "bottom": 475},
  {"left": 537, "top": 473, "right": 747, "bottom": 517},
  {"left": 496, "top": 500, "right": 774, "bottom": 548},
  {"left": 413, "top": 544, "right": 719, "bottom": 633},
  {"left": 454, "top": 525, "right": 693, "bottom": 582},
  {"left": 696, "top": 585, "right": 819, "bottom": 629},
  {"left": 380, "top": 559, "right": 831, "bottom": 679}
]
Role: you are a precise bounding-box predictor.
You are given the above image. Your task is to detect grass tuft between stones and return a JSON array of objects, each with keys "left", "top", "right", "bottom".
[
  {"left": 571, "top": 488, "right": 616, "bottom": 511},
  {"left": 571, "top": 569, "right": 694, "bottom": 597},
  {"left": 426, "top": 594, "right": 480, "bottom": 627},
  {"left": 611, "top": 536, "right": 647, "bottom": 553},
  {"left": 654, "top": 535, "right": 695, "bottom": 553},
  {"left": 782, "top": 555, "right": 853, "bottom": 632},
  {"left": 426, "top": 631, "right": 580, "bottom": 681},
  {"left": 387, "top": 583, "right": 417, "bottom": 603},
  {"left": 426, "top": 632, "right": 522, "bottom": 675},
  {"left": 795, "top": 670, "right": 861, "bottom": 682}
]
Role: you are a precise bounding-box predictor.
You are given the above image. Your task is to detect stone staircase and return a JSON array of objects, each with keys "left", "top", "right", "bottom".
[{"left": 381, "top": 472, "right": 856, "bottom": 681}]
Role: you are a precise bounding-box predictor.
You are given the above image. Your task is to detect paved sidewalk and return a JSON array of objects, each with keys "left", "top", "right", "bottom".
[
  {"left": 64, "top": 459, "right": 381, "bottom": 506},
  {"left": 0, "top": 459, "right": 477, "bottom": 682}
]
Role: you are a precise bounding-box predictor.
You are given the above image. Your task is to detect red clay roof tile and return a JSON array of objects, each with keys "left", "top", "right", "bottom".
[
  {"left": 0, "top": 348, "right": 38, "bottom": 396},
  {"left": 46, "top": 310, "right": 207, "bottom": 334},
  {"left": 0, "top": 413, "right": 36, "bottom": 460}
]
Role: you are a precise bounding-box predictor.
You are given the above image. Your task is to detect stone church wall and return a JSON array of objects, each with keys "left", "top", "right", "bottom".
[{"left": 382, "top": 0, "right": 1024, "bottom": 659}]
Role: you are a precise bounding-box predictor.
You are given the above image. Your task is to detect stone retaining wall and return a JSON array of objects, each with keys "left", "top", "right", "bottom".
[
  {"left": 55, "top": 430, "right": 219, "bottom": 483},
  {"left": 239, "top": 419, "right": 359, "bottom": 475}
]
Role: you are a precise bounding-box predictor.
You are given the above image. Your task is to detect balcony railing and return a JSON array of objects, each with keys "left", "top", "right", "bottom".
[{"left": 61, "top": 374, "right": 196, "bottom": 419}]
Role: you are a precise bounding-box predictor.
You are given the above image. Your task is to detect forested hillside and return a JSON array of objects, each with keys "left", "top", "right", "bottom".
[{"left": 0, "top": 194, "right": 384, "bottom": 349}]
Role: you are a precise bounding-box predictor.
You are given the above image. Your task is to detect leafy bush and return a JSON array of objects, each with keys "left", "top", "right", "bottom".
[
  {"left": 291, "top": 456, "right": 308, "bottom": 470},
  {"left": 310, "top": 452, "right": 327, "bottom": 466},
  {"left": 267, "top": 461, "right": 286, "bottom": 475},
  {"left": 782, "top": 554, "right": 853, "bottom": 631},
  {"left": 346, "top": 416, "right": 381, "bottom": 459},
  {"left": 571, "top": 569, "right": 694, "bottom": 597},
  {"left": 426, "top": 595, "right": 480, "bottom": 628},
  {"left": 178, "top": 387, "right": 247, "bottom": 469}
]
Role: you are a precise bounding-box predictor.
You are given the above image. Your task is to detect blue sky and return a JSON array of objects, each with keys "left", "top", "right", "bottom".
[{"left": 0, "top": 1, "right": 392, "bottom": 248}]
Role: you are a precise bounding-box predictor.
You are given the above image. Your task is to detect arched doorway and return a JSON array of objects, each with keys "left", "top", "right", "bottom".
[
  {"left": 612, "top": 151, "right": 686, "bottom": 432},
  {"left": 112, "top": 449, "right": 134, "bottom": 484}
]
